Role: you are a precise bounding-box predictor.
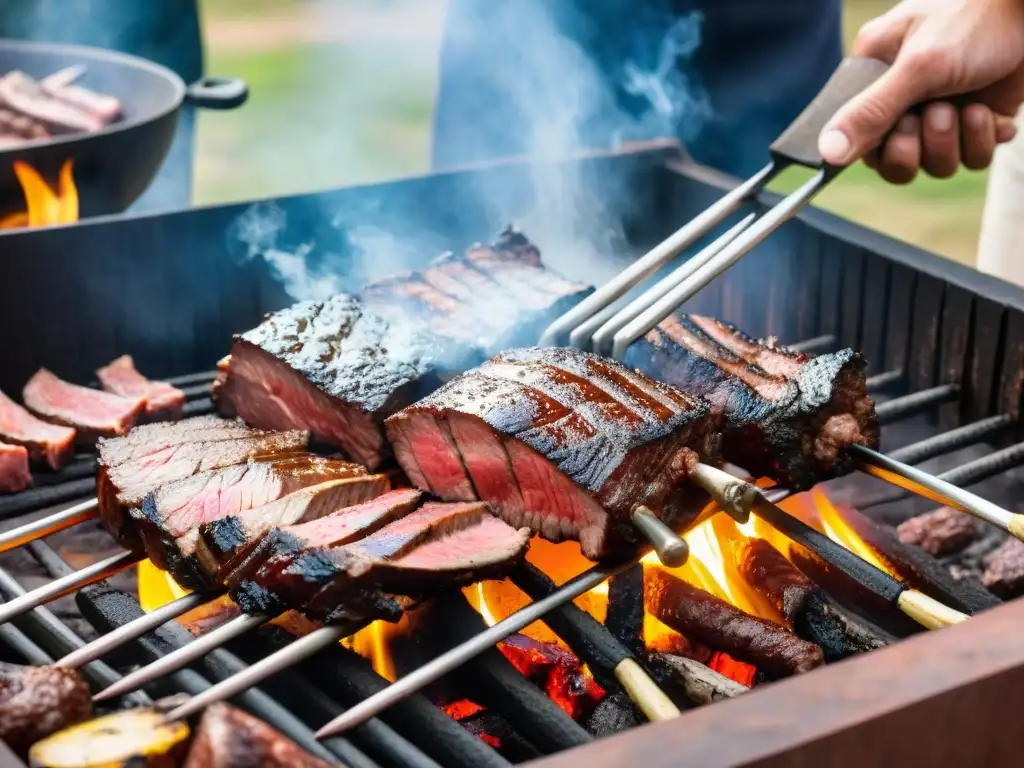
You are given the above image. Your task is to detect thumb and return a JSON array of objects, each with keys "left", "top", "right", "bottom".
[{"left": 818, "top": 63, "right": 928, "bottom": 166}]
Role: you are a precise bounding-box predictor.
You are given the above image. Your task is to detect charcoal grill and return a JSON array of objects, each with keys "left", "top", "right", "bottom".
[{"left": 2, "top": 142, "right": 1024, "bottom": 766}]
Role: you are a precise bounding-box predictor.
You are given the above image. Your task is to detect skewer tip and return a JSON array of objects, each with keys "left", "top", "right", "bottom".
[
  {"left": 1008, "top": 515, "right": 1024, "bottom": 543},
  {"left": 631, "top": 506, "right": 689, "bottom": 567},
  {"left": 897, "top": 589, "right": 969, "bottom": 630}
]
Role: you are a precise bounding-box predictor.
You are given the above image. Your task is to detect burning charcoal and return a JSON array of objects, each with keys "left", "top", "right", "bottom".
[
  {"left": 584, "top": 691, "right": 642, "bottom": 738},
  {"left": 645, "top": 568, "right": 825, "bottom": 677},
  {"left": 606, "top": 564, "right": 645, "bottom": 657},
  {"left": 982, "top": 538, "right": 1024, "bottom": 599},
  {"left": 652, "top": 653, "right": 749, "bottom": 705},
  {"left": 457, "top": 709, "right": 543, "bottom": 763},
  {"left": 897, "top": 507, "right": 978, "bottom": 556},
  {"left": 498, "top": 635, "right": 606, "bottom": 721}
]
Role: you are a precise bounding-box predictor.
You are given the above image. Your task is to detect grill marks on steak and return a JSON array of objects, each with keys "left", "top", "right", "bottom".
[
  {"left": 386, "top": 347, "right": 722, "bottom": 559},
  {"left": 0, "top": 388, "right": 75, "bottom": 470},
  {"left": 96, "top": 355, "right": 186, "bottom": 421},
  {"left": 0, "top": 442, "right": 30, "bottom": 493},
  {"left": 96, "top": 419, "right": 309, "bottom": 547},
  {"left": 626, "top": 313, "right": 879, "bottom": 489},
  {"left": 218, "top": 294, "right": 436, "bottom": 469},
  {"left": 22, "top": 368, "right": 146, "bottom": 441}
]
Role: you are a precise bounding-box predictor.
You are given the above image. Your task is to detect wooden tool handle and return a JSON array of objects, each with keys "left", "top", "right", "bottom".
[
  {"left": 897, "top": 590, "right": 969, "bottom": 630},
  {"left": 632, "top": 506, "right": 689, "bottom": 567},
  {"left": 614, "top": 658, "right": 681, "bottom": 722},
  {"left": 770, "top": 56, "right": 890, "bottom": 169},
  {"left": 1008, "top": 515, "right": 1024, "bottom": 542}
]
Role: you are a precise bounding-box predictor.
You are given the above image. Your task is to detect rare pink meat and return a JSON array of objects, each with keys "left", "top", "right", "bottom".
[
  {"left": 97, "top": 355, "right": 186, "bottom": 421},
  {"left": 0, "top": 442, "right": 30, "bottom": 493},
  {"left": 0, "top": 388, "right": 75, "bottom": 470},
  {"left": 23, "top": 368, "right": 145, "bottom": 441}
]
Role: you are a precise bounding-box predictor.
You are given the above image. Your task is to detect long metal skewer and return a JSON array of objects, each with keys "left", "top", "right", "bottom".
[
  {"left": 313, "top": 560, "right": 639, "bottom": 739},
  {"left": 56, "top": 591, "right": 217, "bottom": 669},
  {"left": 0, "top": 550, "right": 140, "bottom": 626},
  {"left": 163, "top": 621, "right": 362, "bottom": 723},
  {"left": 0, "top": 498, "right": 98, "bottom": 553},
  {"left": 850, "top": 444, "right": 1024, "bottom": 540},
  {"left": 93, "top": 612, "right": 268, "bottom": 701}
]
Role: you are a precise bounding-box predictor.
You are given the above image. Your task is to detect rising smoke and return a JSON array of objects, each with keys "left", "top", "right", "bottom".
[{"left": 231, "top": 2, "right": 711, "bottom": 302}]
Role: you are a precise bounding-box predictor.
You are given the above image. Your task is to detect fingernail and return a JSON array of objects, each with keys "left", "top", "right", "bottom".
[
  {"left": 965, "top": 107, "right": 988, "bottom": 131},
  {"left": 819, "top": 129, "right": 852, "bottom": 163},
  {"left": 896, "top": 115, "right": 918, "bottom": 135},
  {"left": 928, "top": 104, "right": 955, "bottom": 133}
]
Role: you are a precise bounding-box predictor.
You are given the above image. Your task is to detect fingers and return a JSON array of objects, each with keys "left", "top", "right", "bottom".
[
  {"left": 961, "top": 104, "right": 997, "bottom": 171},
  {"left": 920, "top": 102, "right": 960, "bottom": 178},
  {"left": 852, "top": 11, "right": 914, "bottom": 63},
  {"left": 875, "top": 114, "right": 920, "bottom": 184},
  {"left": 995, "top": 114, "right": 1019, "bottom": 144}
]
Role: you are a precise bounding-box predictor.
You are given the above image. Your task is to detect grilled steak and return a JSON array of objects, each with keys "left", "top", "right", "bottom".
[
  {"left": 97, "top": 424, "right": 309, "bottom": 547},
  {"left": 216, "top": 293, "right": 436, "bottom": 470},
  {"left": 386, "top": 346, "right": 722, "bottom": 559},
  {"left": 195, "top": 478, "right": 387, "bottom": 586},
  {"left": 23, "top": 368, "right": 146, "bottom": 442},
  {"left": 184, "top": 703, "right": 334, "bottom": 768},
  {"left": 0, "top": 663, "right": 92, "bottom": 757},
  {"left": 133, "top": 455, "right": 385, "bottom": 585},
  {"left": 97, "top": 355, "right": 186, "bottom": 421},
  {"left": 1, "top": 391, "right": 77, "bottom": 473},
  {"left": 223, "top": 488, "right": 423, "bottom": 597},
  {"left": 236, "top": 499, "right": 530, "bottom": 622},
  {"left": 625, "top": 313, "right": 879, "bottom": 489},
  {"left": 0, "top": 441, "right": 30, "bottom": 494},
  {"left": 96, "top": 414, "right": 254, "bottom": 470}
]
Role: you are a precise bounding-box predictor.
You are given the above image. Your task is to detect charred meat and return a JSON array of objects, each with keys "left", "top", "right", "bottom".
[
  {"left": 0, "top": 388, "right": 76, "bottom": 470},
  {"left": 215, "top": 293, "right": 436, "bottom": 470},
  {"left": 183, "top": 703, "right": 334, "bottom": 768},
  {"left": 0, "top": 663, "right": 92, "bottom": 757},
  {"left": 96, "top": 355, "right": 186, "bottom": 421},
  {"left": 386, "top": 346, "right": 722, "bottom": 559},
  {"left": 0, "top": 441, "right": 30, "bottom": 493},
  {"left": 625, "top": 313, "right": 878, "bottom": 489},
  {"left": 133, "top": 455, "right": 387, "bottom": 586},
  {"left": 234, "top": 498, "right": 530, "bottom": 622},
  {"left": 23, "top": 368, "right": 146, "bottom": 442}
]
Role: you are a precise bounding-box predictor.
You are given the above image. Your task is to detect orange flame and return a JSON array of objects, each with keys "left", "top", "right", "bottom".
[{"left": 0, "top": 160, "right": 78, "bottom": 229}]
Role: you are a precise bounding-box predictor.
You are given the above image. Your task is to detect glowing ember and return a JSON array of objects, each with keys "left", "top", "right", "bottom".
[
  {"left": 0, "top": 159, "right": 78, "bottom": 229},
  {"left": 442, "top": 699, "right": 486, "bottom": 721}
]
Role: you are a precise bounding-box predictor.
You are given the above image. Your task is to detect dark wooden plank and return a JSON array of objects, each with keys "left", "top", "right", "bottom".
[
  {"left": 937, "top": 285, "right": 974, "bottom": 429},
  {"left": 839, "top": 243, "right": 866, "bottom": 350},
  {"left": 908, "top": 273, "right": 945, "bottom": 393},
  {"left": 965, "top": 298, "right": 1006, "bottom": 424},
  {"left": 526, "top": 597, "right": 1024, "bottom": 768},
  {"left": 858, "top": 254, "right": 890, "bottom": 372}
]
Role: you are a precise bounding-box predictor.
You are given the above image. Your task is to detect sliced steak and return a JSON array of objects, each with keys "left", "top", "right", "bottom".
[
  {"left": 195, "top": 478, "right": 386, "bottom": 587},
  {"left": 97, "top": 429, "right": 309, "bottom": 548},
  {"left": 133, "top": 455, "right": 381, "bottom": 583},
  {"left": 97, "top": 415, "right": 255, "bottom": 470},
  {"left": 386, "top": 346, "right": 722, "bottom": 559},
  {"left": 217, "top": 294, "right": 436, "bottom": 469},
  {"left": 223, "top": 488, "right": 423, "bottom": 597},
  {"left": 0, "top": 388, "right": 75, "bottom": 470},
  {"left": 97, "top": 355, "right": 186, "bottom": 421},
  {"left": 625, "top": 313, "right": 879, "bottom": 489},
  {"left": 0, "top": 442, "right": 30, "bottom": 494},
  {"left": 23, "top": 368, "right": 145, "bottom": 442}
]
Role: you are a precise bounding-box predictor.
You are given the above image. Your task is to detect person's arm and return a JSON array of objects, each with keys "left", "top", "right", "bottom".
[{"left": 817, "top": 0, "right": 1024, "bottom": 182}]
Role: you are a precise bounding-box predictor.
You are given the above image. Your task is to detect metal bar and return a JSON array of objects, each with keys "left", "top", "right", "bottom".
[
  {"left": 787, "top": 335, "right": 836, "bottom": 354},
  {"left": 582, "top": 214, "right": 757, "bottom": 354},
  {"left": 939, "top": 441, "right": 1024, "bottom": 488},
  {"left": 163, "top": 369, "right": 218, "bottom": 387},
  {"left": 875, "top": 383, "right": 959, "bottom": 424},
  {"left": 0, "top": 480, "right": 95, "bottom": 521},
  {"left": 539, "top": 163, "right": 778, "bottom": 347},
  {"left": 56, "top": 591, "right": 215, "bottom": 669},
  {"left": 181, "top": 398, "right": 215, "bottom": 418},
  {"left": 887, "top": 415, "right": 1013, "bottom": 465},
  {"left": 163, "top": 622, "right": 361, "bottom": 723},
  {"left": 313, "top": 561, "right": 633, "bottom": 739},
  {"left": 93, "top": 612, "right": 268, "bottom": 702},
  {"left": 0, "top": 550, "right": 140, "bottom": 626},
  {"left": 0, "top": 498, "right": 99, "bottom": 553},
  {"left": 610, "top": 169, "right": 830, "bottom": 360},
  {"left": 0, "top": 619, "right": 52, "bottom": 666},
  {"left": 865, "top": 369, "right": 905, "bottom": 393}
]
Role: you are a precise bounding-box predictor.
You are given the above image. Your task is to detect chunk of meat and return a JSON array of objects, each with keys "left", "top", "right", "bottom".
[
  {"left": 0, "top": 441, "right": 30, "bottom": 494},
  {"left": 23, "top": 368, "right": 145, "bottom": 442},
  {"left": 386, "top": 346, "right": 722, "bottom": 559},
  {"left": 96, "top": 355, "right": 186, "bottom": 421},
  {"left": 0, "top": 663, "right": 92, "bottom": 757},
  {"left": 0, "top": 388, "right": 76, "bottom": 469}
]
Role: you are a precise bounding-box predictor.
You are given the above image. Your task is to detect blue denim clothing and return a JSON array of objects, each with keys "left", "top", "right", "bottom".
[
  {"left": 2, "top": 0, "right": 203, "bottom": 213},
  {"left": 433, "top": 1, "right": 843, "bottom": 179}
]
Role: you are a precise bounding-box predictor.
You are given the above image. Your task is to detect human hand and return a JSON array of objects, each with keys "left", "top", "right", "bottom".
[{"left": 818, "top": 0, "right": 1024, "bottom": 183}]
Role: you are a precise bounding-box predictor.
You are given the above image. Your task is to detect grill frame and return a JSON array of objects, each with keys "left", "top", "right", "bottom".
[{"left": 0, "top": 143, "right": 1023, "bottom": 766}]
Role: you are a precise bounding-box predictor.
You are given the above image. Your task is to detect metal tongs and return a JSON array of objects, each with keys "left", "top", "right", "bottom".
[{"left": 539, "top": 56, "right": 891, "bottom": 357}]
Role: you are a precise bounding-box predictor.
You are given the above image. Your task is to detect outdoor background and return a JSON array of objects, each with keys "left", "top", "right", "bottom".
[{"left": 193, "top": 0, "right": 984, "bottom": 266}]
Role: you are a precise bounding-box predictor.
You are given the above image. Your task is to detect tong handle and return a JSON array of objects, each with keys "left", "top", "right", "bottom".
[{"left": 770, "top": 56, "right": 890, "bottom": 169}]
